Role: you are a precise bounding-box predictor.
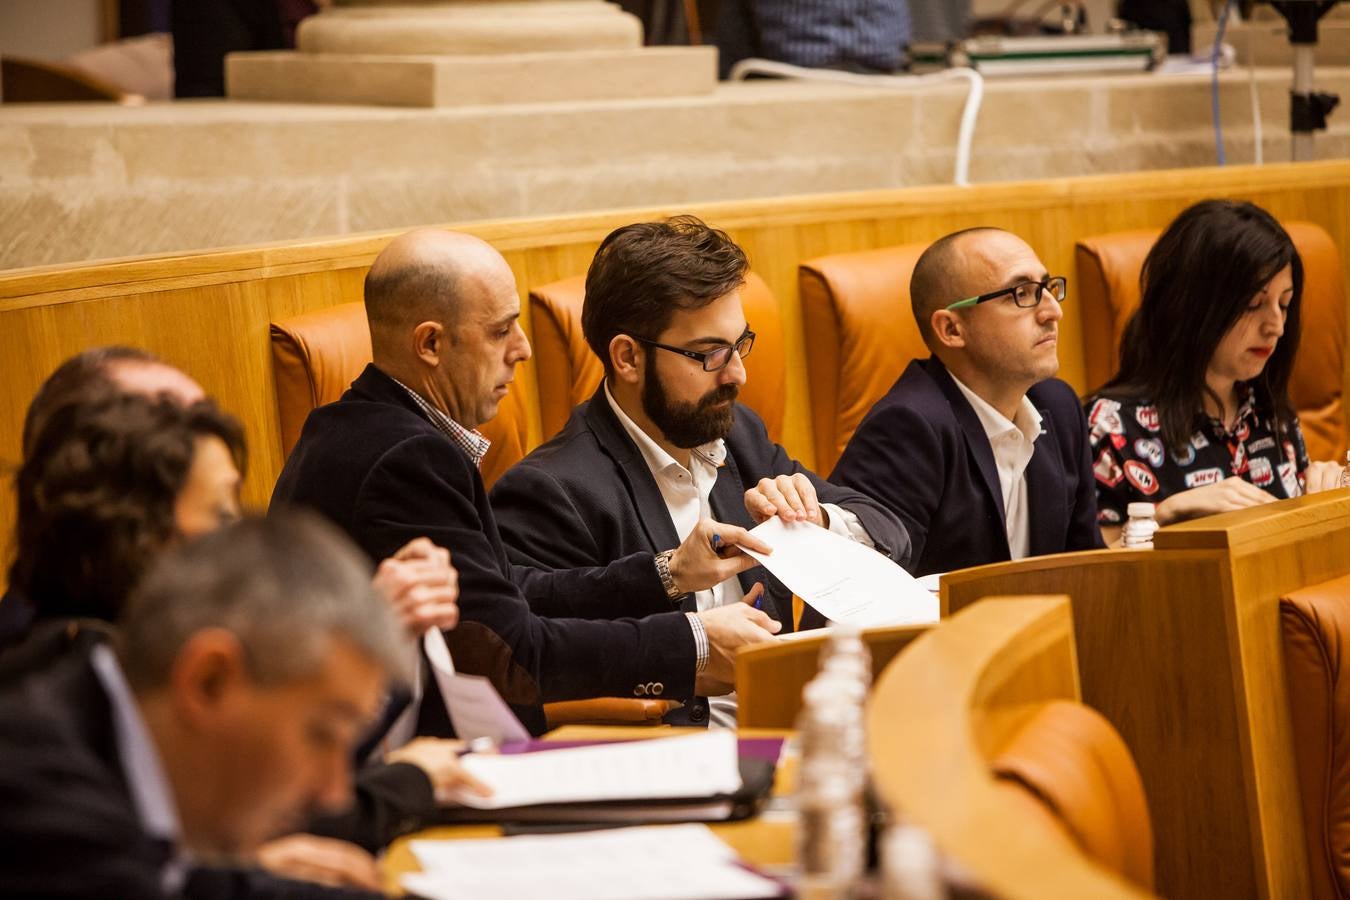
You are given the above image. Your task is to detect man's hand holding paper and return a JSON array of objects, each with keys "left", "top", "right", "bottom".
[
  {"left": 744, "top": 472, "right": 827, "bottom": 527},
  {"left": 743, "top": 517, "right": 939, "bottom": 628}
]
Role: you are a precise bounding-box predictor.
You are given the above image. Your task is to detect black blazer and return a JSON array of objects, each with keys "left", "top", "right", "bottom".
[
  {"left": 0, "top": 650, "right": 382, "bottom": 900},
  {"left": 270, "top": 365, "right": 698, "bottom": 735},
  {"left": 489, "top": 388, "right": 911, "bottom": 723},
  {"left": 831, "top": 357, "right": 1103, "bottom": 577}
]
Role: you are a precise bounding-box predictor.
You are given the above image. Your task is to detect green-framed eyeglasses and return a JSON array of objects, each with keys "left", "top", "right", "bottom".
[
  {"left": 945, "top": 276, "right": 1068, "bottom": 311},
  {"left": 632, "top": 329, "right": 755, "bottom": 372}
]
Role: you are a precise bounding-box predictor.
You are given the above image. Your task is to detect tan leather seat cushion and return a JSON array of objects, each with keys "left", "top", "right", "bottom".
[
  {"left": 991, "top": 699, "right": 1156, "bottom": 891},
  {"left": 1076, "top": 221, "right": 1347, "bottom": 461},
  {"left": 798, "top": 244, "right": 930, "bottom": 474},
  {"left": 269, "top": 301, "right": 531, "bottom": 489},
  {"left": 528, "top": 271, "right": 787, "bottom": 443},
  {"left": 1281, "top": 576, "right": 1350, "bottom": 900}
]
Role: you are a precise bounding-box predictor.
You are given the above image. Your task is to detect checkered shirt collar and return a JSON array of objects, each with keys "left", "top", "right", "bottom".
[{"left": 392, "top": 378, "right": 491, "bottom": 469}]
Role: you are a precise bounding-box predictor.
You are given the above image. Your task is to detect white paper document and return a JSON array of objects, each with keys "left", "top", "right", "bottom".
[
  {"left": 404, "top": 824, "right": 782, "bottom": 900},
  {"left": 442, "top": 729, "right": 742, "bottom": 809},
  {"left": 422, "top": 629, "right": 531, "bottom": 746},
  {"left": 744, "top": 518, "right": 939, "bottom": 628}
]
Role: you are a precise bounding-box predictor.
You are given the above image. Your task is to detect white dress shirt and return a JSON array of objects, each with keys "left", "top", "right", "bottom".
[
  {"left": 948, "top": 374, "right": 1043, "bottom": 561},
  {"left": 604, "top": 383, "right": 870, "bottom": 726}
]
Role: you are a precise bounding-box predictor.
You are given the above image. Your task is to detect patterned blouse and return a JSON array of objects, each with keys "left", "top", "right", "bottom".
[{"left": 1084, "top": 384, "right": 1309, "bottom": 525}]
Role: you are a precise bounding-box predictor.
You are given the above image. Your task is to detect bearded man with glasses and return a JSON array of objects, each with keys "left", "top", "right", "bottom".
[
  {"left": 832, "top": 227, "right": 1103, "bottom": 579},
  {"left": 491, "top": 216, "right": 910, "bottom": 728}
]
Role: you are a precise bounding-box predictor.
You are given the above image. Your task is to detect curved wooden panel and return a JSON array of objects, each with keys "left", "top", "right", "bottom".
[
  {"left": 938, "top": 493, "right": 1350, "bottom": 900},
  {"left": 867, "top": 595, "right": 1151, "bottom": 899}
]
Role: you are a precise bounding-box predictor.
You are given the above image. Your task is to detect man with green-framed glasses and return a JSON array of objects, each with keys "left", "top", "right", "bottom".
[{"left": 832, "top": 227, "right": 1103, "bottom": 579}]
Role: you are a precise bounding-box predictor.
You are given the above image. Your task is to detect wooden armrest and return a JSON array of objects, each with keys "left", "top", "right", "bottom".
[{"left": 543, "top": 698, "right": 679, "bottom": 728}]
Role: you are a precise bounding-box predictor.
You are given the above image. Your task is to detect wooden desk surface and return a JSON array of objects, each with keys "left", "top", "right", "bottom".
[{"left": 381, "top": 726, "right": 797, "bottom": 895}]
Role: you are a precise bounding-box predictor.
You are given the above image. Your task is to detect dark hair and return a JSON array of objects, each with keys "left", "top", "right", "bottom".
[
  {"left": 1099, "top": 200, "right": 1303, "bottom": 455},
  {"left": 21, "top": 346, "right": 159, "bottom": 459},
  {"left": 9, "top": 390, "right": 247, "bottom": 624},
  {"left": 582, "top": 216, "right": 749, "bottom": 376}
]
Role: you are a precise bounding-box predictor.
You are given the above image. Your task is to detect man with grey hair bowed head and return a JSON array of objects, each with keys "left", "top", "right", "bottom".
[{"left": 0, "top": 512, "right": 410, "bottom": 899}]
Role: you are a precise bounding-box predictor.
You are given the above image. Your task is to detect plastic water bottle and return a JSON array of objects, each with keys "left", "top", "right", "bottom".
[
  {"left": 820, "top": 624, "right": 872, "bottom": 689},
  {"left": 795, "top": 635, "right": 871, "bottom": 899},
  {"left": 1339, "top": 451, "right": 1350, "bottom": 489},
  {"left": 879, "top": 822, "right": 947, "bottom": 900},
  {"left": 1121, "top": 502, "right": 1159, "bottom": 550}
]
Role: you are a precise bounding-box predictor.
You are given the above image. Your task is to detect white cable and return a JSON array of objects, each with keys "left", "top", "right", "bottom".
[
  {"left": 726, "top": 58, "right": 985, "bottom": 187},
  {"left": 1247, "top": 19, "right": 1263, "bottom": 165}
]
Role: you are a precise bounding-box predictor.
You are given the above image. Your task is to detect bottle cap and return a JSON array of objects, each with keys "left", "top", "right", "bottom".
[{"left": 1126, "top": 502, "right": 1156, "bottom": 518}]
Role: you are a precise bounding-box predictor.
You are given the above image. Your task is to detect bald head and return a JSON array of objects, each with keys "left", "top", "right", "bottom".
[
  {"left": 21, "top": 347, "right": 205, "bottom": 460},
  {"left": 910, "top": 227, "right": 1020, "bottom": 348},
  {"left": 364, "top": 228, "right": 530, "bottom": 429},
  {"left": 364, "top": 229, "right": 514, "bottom": 362}
]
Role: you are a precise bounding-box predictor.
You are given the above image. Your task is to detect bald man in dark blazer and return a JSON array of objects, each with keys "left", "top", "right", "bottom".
[{"left": 832, "top": 227, "right": 1102, "bottom": 577}]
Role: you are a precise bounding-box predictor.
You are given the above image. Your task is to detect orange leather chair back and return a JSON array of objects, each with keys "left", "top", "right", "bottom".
[
  {"left": 1076, "top": 221, "right": 1347, "bottom": 461},
  {"left": 799, "top": 243, "right": 930, "bottom": 474},
  {"left": 269, "top": 302, "right": 531, "bottom": 488},
  {"left": 1281, "top": 574, "right": 1350, "bottom": 900},
  {"left": 991, "top": 699, "right": 1156, "bottom": 892},
  {"left": 528, "top": 271, "right": 787, "bottom": 443}
]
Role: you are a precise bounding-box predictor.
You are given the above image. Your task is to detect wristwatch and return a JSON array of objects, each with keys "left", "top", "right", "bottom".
[{"left": 654, "top": 549, "right": 686, "bottom": 602}]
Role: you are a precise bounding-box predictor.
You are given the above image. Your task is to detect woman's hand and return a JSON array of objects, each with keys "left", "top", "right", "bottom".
[
  {"left": 1302, "top": 460, "right": 1345, "bottom": 495},
  {"left": 1156, "top": 476, "right": 1275, "bottom": 525}
]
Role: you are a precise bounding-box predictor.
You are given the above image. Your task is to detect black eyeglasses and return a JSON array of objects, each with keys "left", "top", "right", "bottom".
[
  {"left": 633, "top": 329, "right": 756, "bottom": 372},
  {"left": 946, "top": 276, "right": 1068, "bottom": 310}
]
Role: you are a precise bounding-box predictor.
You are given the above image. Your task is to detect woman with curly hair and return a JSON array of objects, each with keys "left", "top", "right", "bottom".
[
  {"left": 1084, "top": 199, "right": 1343, "bottom": 545},
  {"left": 7, "top": 387, "right": 243, "bottom": 638}
]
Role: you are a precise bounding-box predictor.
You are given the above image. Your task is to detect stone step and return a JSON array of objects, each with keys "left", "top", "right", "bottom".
[{"left": 227, "top": 46, "right": 717, "bottom": 107}]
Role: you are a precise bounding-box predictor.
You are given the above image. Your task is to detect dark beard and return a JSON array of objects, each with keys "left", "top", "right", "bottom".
[{"left": 641, "top": 370, "right": 738, "bottom": 449}]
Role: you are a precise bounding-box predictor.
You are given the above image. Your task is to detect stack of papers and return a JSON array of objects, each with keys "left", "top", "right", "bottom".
[
  {"left": 744, "top": 518, "right": 939, "bottom": 627},
  {"left": 403, "top": 824, "right": 783, "bottom": 900},
  {"left": 442, "top": 729, "right": 742, "bottom": 809}
]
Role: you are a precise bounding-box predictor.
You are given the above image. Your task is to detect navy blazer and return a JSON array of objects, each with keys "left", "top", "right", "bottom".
[
  {"left": 831, "top": 357, "right": 1102, "bottom": 577},
  {"left": 489, "top": 388, "right": 911, "bottom": 724},
  {"left": 270, "top": 365, "right": 698, "bottom": 735}
]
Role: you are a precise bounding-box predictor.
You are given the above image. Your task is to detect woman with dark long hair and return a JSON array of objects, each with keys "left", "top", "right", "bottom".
[{"left": 1085, "top": 199, "right": 1342, "bottom": 545}]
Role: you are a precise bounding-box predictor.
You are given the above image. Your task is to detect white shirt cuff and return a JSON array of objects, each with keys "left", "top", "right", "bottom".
[{"left": 822, "top": 502, "right": 875, "bottom": 549}]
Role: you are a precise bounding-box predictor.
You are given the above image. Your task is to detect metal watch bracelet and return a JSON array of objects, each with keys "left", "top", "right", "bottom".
[{"left": 654, "top": 549, "right": 685, "bottom": 602}]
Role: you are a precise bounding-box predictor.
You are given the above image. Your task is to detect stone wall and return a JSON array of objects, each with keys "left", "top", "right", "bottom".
[{"left": 3, "top": 67, "right": 1348, "bottom": 270}]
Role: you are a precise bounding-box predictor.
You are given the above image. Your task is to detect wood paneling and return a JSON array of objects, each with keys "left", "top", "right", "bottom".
[
  {"left": 939, "top": 492, "right": 1350, "bottom": 900},
  {"left": 1, "top": 161, "right": 1348, "bottom": 564},
  {"left": 867, "top": 595, "right": 1152, "bottom": 899},
  {"left": 735, "top": 623, "right": 929, "bottom": 729}
]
